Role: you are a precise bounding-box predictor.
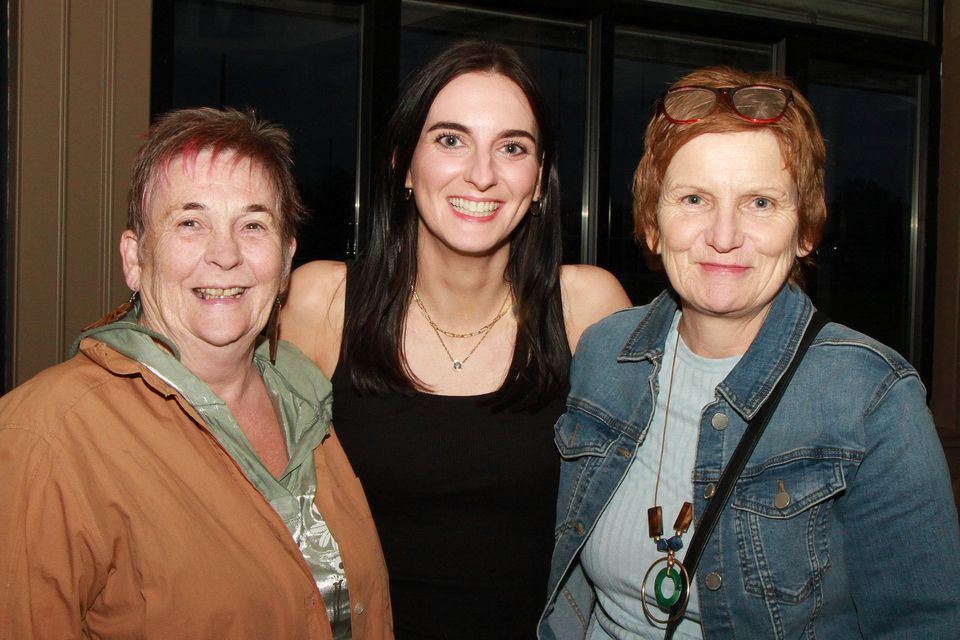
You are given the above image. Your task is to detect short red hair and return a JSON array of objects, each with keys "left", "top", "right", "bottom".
[{"left": 633, "top": 67, "right": 826, "bottom": 284}]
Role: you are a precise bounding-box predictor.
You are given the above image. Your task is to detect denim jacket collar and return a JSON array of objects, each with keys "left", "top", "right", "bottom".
[{"left": 617, "top": 284, "right": 814, "bottom": 420}]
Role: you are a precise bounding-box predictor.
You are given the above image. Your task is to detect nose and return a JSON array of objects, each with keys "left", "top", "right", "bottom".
[
  {"left": 465, "top": 148, "right": 497, "bottom": 191},
  {"left": 205, "top": 228, "right": 242, "bottom": 270},
  {"left": 704, "top": 201, "right": 743, "bottom": 253}
]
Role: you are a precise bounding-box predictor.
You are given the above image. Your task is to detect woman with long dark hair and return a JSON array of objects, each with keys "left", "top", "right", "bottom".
[{"left": 282, "top": 41, "right": 630, "bottom": 637}]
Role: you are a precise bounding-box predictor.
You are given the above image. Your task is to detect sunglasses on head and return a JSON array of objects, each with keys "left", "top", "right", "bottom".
[{"left": 657, "top": 85, "right": 794, "bottom": 124}]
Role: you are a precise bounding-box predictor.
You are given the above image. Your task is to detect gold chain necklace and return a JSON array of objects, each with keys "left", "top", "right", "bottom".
[
  {"left": 411, "top": 286, "right": 512, "bottom": 338},
  {"left": 411, "top": 286, "right": 512, "bottom": 371},
  {"left": 641, "top": 321, "right": 694, "bottom": 625}
]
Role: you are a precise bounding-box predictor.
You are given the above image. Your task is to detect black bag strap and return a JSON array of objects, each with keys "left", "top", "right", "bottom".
[{"left": 663, "top": 310, "right": 828, "bottom": 638}]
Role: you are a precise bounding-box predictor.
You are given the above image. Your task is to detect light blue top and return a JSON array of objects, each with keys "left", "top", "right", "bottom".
[
  {"left": 582, "top": 312, "right": 739, "bottom": 639},
  {"left": 540, "top": 285, "right": 960, "bottom": 639}
]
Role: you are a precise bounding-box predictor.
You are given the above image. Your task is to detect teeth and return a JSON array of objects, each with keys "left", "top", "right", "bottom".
[
  {"left": 449, "top": 197, "right": 500, "bottom": 216},
  {"left": 195, "top": 287, "right": 245, "bottom": 299}
]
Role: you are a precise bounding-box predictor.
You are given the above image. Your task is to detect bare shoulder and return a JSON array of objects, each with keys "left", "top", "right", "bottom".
[
  {"left": 287, "top": 261, "right": 347, "bottom": 308},
  {"left": 560, "top": 264, "right": 632, "bottom": 353},
  {"left": 280, "top": 260, "right": 347, "bottom": 377}
]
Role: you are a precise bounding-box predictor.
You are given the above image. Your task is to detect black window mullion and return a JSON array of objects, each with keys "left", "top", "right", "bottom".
[
  {"left": 353, "top": 0, "right": 402, "bottom": 257},
  {"left": 581, "top": 10, "right": 613, "bottom": 265}
]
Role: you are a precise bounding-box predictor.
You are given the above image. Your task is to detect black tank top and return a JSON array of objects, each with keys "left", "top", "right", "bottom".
[{"left": 332, "top": 366, "right": 564, "bottom": 639}]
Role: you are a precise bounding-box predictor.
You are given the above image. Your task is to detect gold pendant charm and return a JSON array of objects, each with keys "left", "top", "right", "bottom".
[{"left": 641, "top": 555, "right": 691, "bottom": 624}]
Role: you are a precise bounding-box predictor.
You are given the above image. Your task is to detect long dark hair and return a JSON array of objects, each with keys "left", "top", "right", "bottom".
[{"left": 341, "top": 40, "right": 568, "bottom": 409}]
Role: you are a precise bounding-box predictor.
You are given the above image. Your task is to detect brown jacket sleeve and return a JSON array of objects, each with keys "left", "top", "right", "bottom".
[{"left": 0, "top": 426, "right": 106, "bottom": 640}]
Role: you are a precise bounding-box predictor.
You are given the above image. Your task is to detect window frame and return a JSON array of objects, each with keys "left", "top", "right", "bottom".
[{"left": 149, "top": 0, "right": 943, "bottom": 382}]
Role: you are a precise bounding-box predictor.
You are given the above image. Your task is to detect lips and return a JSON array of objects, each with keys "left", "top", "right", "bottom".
[
  {"left": 194, "top": 287, "right": 245, "bottom": 300},
  {"left": 699, "top": 262, "right": 750, "bottom": 274},
  {"left": 448, "top": 197, "right": 501, "bottom": 218}
]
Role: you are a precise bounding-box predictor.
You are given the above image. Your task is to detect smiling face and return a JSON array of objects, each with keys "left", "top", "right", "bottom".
[
  {"left": 120, "top": 149, "right": 294, "bottom": 364},
  {"left": 405, "top": 71, "right": 542, "bottom": 258},
  {"left": 650, "top": 130, "right": 810, "bottom": 329}
]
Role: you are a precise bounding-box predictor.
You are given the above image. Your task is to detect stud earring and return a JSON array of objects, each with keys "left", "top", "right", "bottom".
[{"left": 405, "top": 187, "right": 413, "bottom": 201}]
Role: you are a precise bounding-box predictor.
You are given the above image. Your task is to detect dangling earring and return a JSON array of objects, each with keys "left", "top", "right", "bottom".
[
  {"left": 80, "top": 291, "right": 139, "bottom": 332},
  {"left": 267, "top": 296, "right": 282, "bottom": 364},
  {"left": 529, "top": 199, "right": 542, "bottom": 217},
  {"left": 405, "top": 187, "right": 413, "bottom": 201}
]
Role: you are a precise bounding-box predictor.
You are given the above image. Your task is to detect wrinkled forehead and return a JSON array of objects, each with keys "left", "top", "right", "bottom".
[{"left": 142, "top": 147, "right": 279, "bottom": 223}]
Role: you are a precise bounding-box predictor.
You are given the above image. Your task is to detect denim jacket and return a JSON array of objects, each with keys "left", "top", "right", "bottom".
[{"left": 539, "top": 285, "right": 960, "bottom": 639}]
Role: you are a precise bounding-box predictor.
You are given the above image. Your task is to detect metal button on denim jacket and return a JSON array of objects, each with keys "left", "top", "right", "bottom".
[{"left": 539, "top": 285, "right": 960, "bottom": 640}]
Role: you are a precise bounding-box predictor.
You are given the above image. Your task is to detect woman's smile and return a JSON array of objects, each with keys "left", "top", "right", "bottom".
[
  {"left": 121, "top": 148, "right": 292, "bottom": 361},
  {"left": 697, "top": 261, "right": 751, "bottom": 274},
  {"left": 447, "top": 197, "right": 503, "bottom": 220},
  {"left": 193, "top": 286, "right": 247, "bottom": 300},
  {"left": 654, "top": 130, "right": 808, "bottom": 325},
  {"left": 406, "top": 71, "right": 541, "bottom": 257}
]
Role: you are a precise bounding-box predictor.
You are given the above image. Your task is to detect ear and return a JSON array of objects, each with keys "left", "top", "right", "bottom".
[
  {"left": 796, "top": 237, "right": 813, "bottom": 258},
  {"left": 642, "top": 224, "right": 661, "bottom": 255},
  {"left": 282, "top": 237, "right": 297, "bottom": 288},
  {"left": 533, "top": 159, "right": 544, "bottom": 201},
  {"left": 120, "top": 230, "right": 143, "bottom": 292},
  {"left": 404, "top": 170, "right": 413, "bottom": 190}
]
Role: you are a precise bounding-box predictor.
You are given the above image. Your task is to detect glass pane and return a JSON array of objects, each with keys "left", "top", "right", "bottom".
[
  {"left": 648, "top": 0, "right": 927, "bottom": 41},
  {"left": 171, "top": 0, "right": 361, "bottom": 265},
  {"left": 806, "top": 60, "right": 919, "bottom": 358},
  {"left": 401, "top": 1, "right": 588, "bottom": 263},
  {"left": 608, "top": 28, "right": 774, "bottom": 305}
]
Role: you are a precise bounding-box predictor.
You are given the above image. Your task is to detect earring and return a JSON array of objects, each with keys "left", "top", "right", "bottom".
[
  {"left": 80, "top": 291, "right": 139, "bottom": 333},
  {"left": 405, "top": 187, "right": 413, "bottom": 201},
  {"left": 267, "top": 296, "right": 282, "bottom": 364},
  {"left": 529, "top": 199, "right": 542, "bottom": 217}
]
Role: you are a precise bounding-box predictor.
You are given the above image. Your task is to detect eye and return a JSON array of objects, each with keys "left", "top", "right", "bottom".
[
  {"left": 435, "top": 133, "right": 463, "bottom": 149},
  {"left": 681, "top": 194, "right": 703, "bottom": 206},
  {"left": 244, "top": 221, "right": 267, "bottom": 231},
  {"left": 178, "top": 218, "right": 200, "bottom": 229},
  {"left": 754, "top": 197, "right": 771, "bottom": 208},
  {"left": 502, "top": 141, "right": 529, "bottom": 156}
]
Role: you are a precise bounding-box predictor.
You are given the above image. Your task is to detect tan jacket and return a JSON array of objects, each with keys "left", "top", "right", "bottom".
[{"left": 0, "top": 338, "right": 392, "bottom": 639}]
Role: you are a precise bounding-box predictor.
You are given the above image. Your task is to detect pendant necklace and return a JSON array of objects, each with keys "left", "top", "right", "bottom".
[
  {"left": 411, "top": 285, "right": 512, "bottom": 371},
  {"left": 640, "top": 321, "right": 695, "bottom": 625}
]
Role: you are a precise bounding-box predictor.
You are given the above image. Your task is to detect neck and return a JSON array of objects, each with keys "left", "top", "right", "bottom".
[
  {"left": 678, "top": 305, "right": 771, "bottom": 359},
  {"left": 414, "top": 242, "right": 512, "bottom": 331},
  {"left": 180, "top": 341, "right": 260, "bottom": 404}
]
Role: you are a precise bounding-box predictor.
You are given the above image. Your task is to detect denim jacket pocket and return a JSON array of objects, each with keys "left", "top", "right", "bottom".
[
  {"left": 554, "top": 405, "right": 639, "bottom": 542},
  {"left": 554, "top": 402, "right": 628, "bottom": 459},
  {"left": 731, "top": 453, "right": 847, "bottom": 607}
]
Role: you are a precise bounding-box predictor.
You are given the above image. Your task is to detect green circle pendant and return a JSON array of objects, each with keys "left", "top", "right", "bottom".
[{"left": 654, "top": 566, "right": 685, "bottom": 608}]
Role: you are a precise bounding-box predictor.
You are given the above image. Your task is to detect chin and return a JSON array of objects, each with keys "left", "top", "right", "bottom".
[{"left": 193, "top": 326, "right": 256, "bottom": 350}]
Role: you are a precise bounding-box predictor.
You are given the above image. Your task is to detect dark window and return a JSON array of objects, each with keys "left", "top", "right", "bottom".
[
  {"left": 160, "top": 0, "right": 361, "bottom": 265},
  {"left": 154, "top": 0, "right": 939, "bottom": 375},
  {"left": 806, "top": 61, "right": 922, "bottom": 358}
]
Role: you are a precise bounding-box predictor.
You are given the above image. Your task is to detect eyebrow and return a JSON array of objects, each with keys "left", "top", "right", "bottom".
[
  {"left": 664, "top": 180, "right": 790, "bottom": 192},
  {"left": 179, "top": 201, "right": 275, "bottom": 213},
  {"left": 425, "top": 121, "right": 537, "bottom": 142}
]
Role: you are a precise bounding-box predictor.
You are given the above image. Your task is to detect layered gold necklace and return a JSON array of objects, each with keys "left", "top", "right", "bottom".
[{"left": 411, "top": 285, "right": 512, "bottom": 371}]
